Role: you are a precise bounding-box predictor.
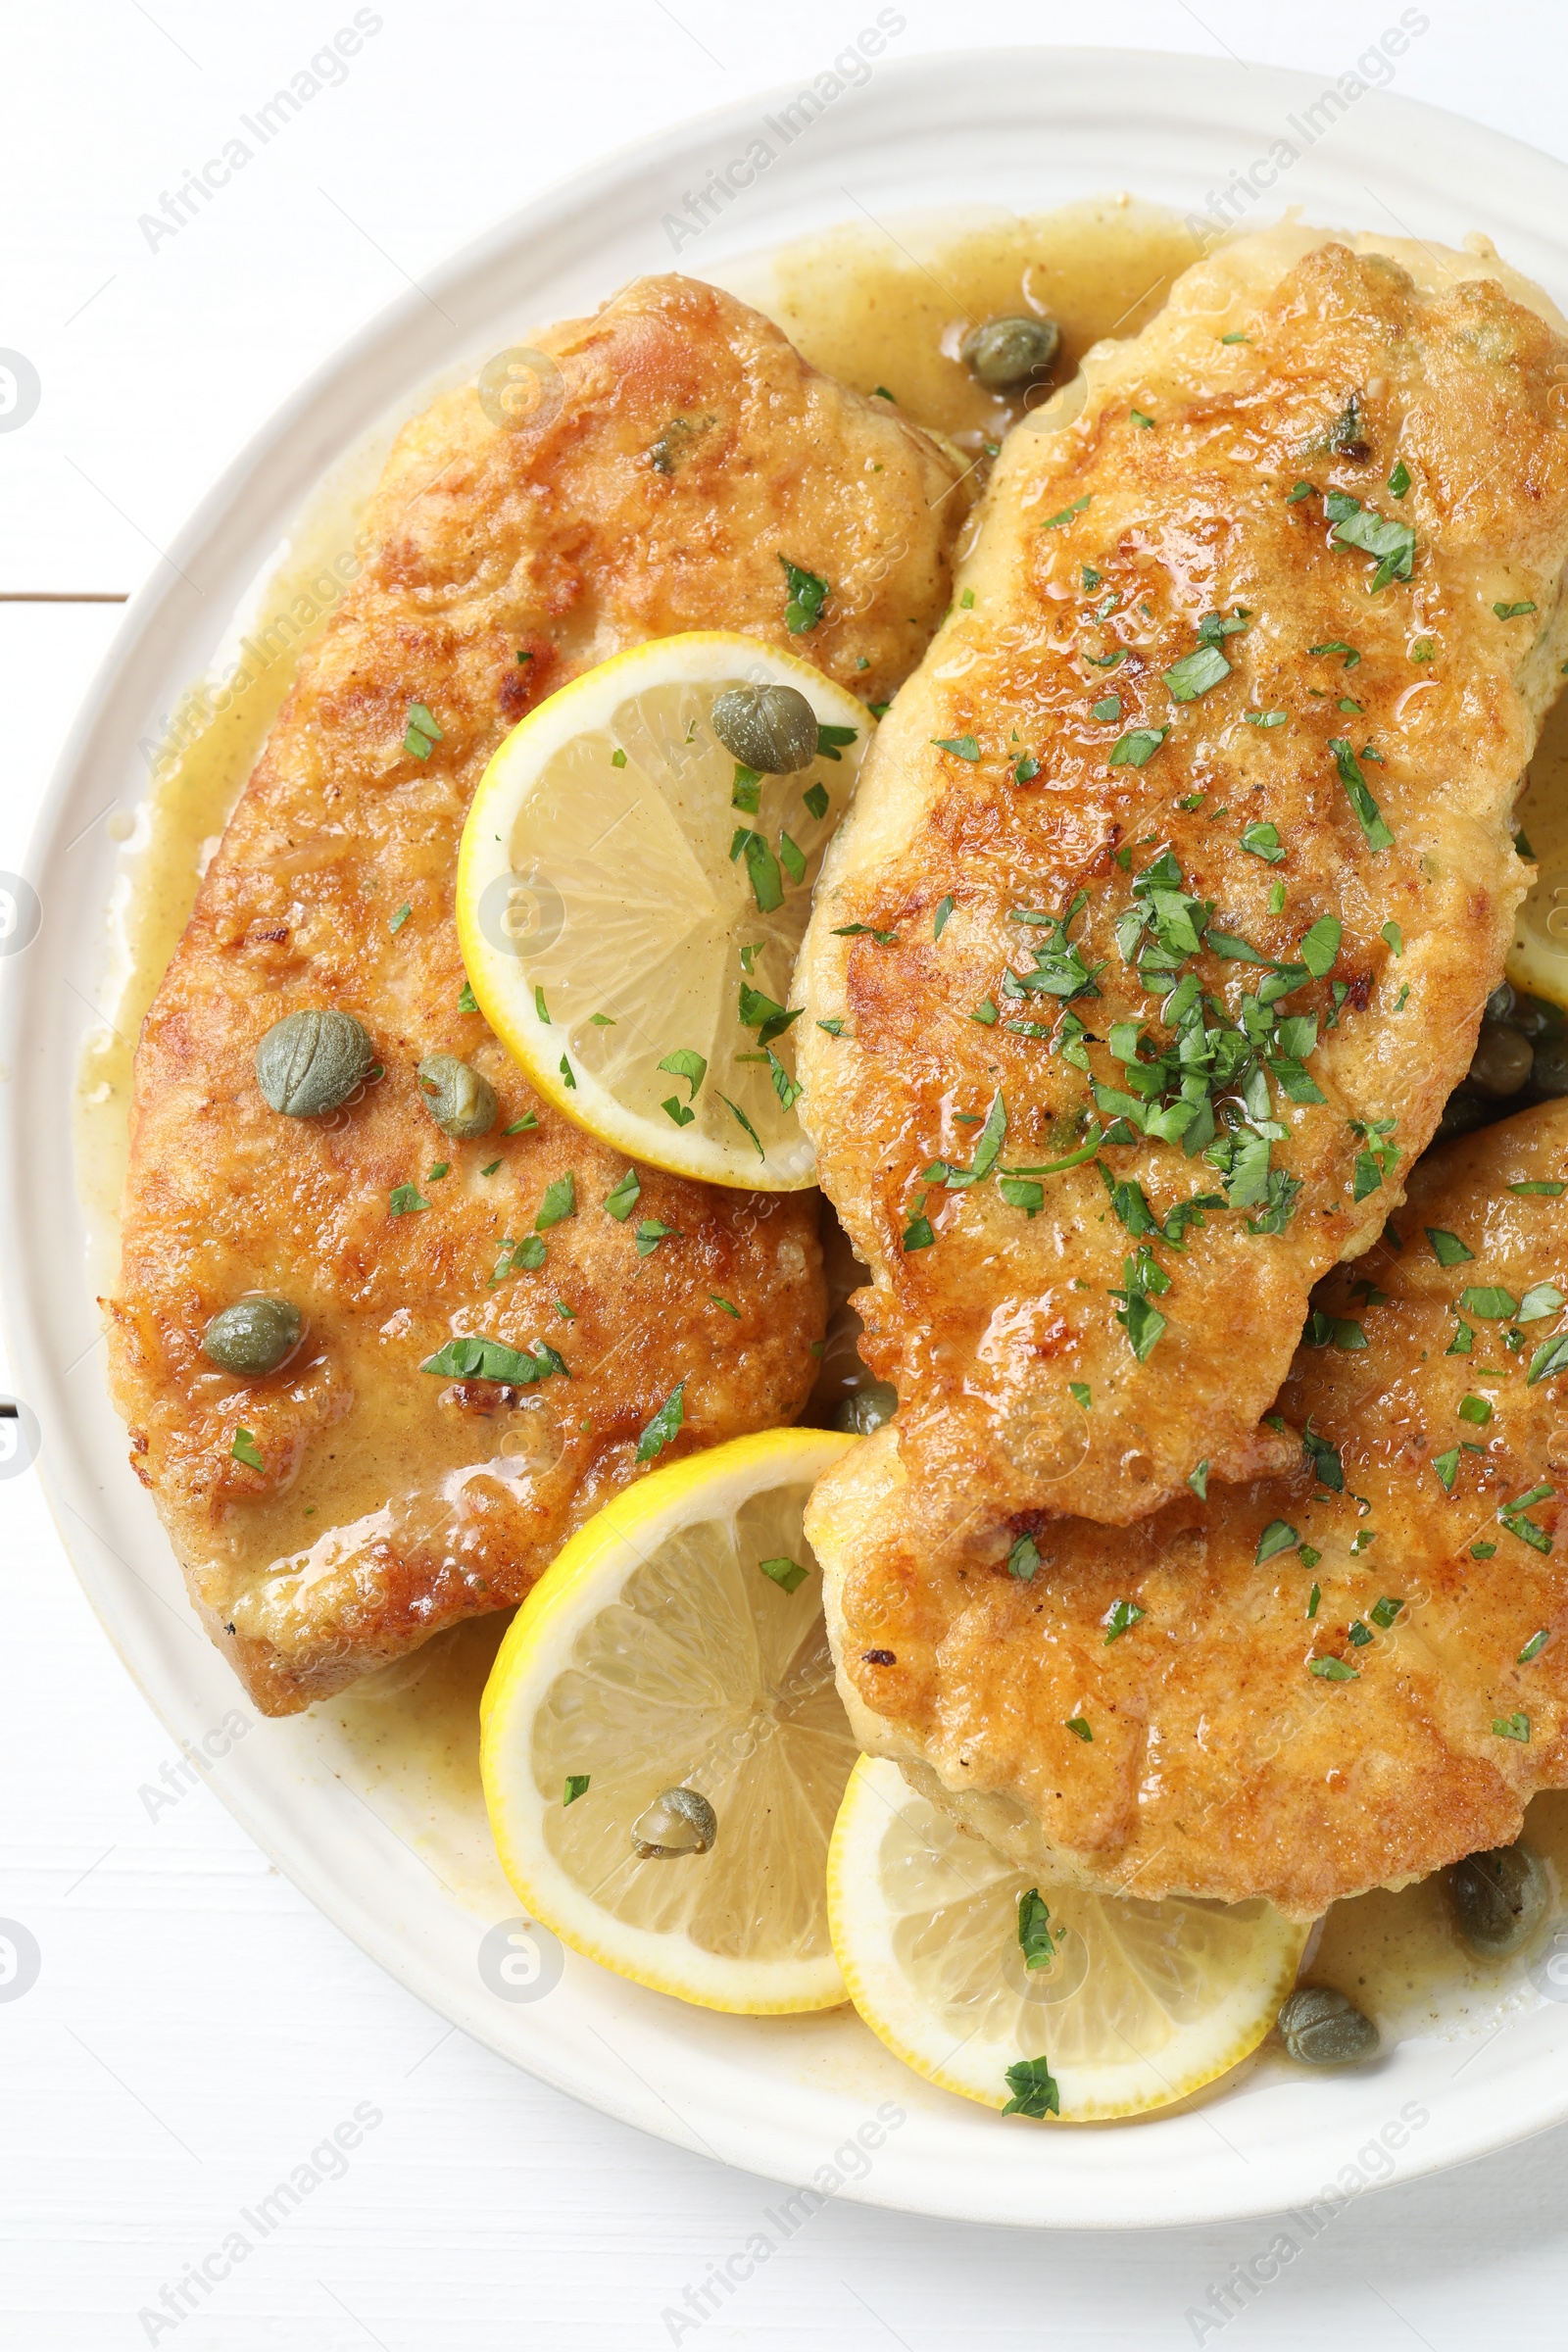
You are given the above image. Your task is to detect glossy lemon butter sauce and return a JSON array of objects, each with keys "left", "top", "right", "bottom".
[{"left": 79, "top": 198, "right": 1568, "bottom": 2055}]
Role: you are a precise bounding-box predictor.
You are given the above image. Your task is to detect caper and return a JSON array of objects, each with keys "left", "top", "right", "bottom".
[
  {"left": 1485, "top": 982, "right": 1517, "bottom": 1025},
  {"left": 1531, "top": 1036, "right": 1568, "bottom": 1099},
  {"left": 1448, "top": 1841, "right": 1549, "bottom": 1957},
  {"left": 202, "top": 1296, "right": 303, "bottom": 1377},
  {"left": 961, "top": 314, "right": 1061, "bottom": 391},
  {"left": 710, "top": 682, "right": 819, "bottom": 775},
  {"left": 1509, "top": 991, "right": 1559, "bottom": 1042},
  {"left": 833, "top": 1380, "right": 899, "bottom": 1436},
  {"left": 255, "top": 1009, "right": 373, "bottom": 1117},
  {"left": 1277, "top": 1984, "right": 1380, "bottom": 2066},
  {"left": 631, "top": 1786, "right": 717, "bottom": 1859},
  {"left": 1435, "top": 1085, "right": 1489, "bottom": 1143},
  {"left": 1468, "top": 1023, "right": 1534, "bottom": 1099},
  {"left": 416, "top": 1053, "right": 498, "bottom": 1140}
]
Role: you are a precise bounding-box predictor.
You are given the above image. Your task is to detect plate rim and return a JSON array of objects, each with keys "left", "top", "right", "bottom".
[{"left": 12, "top": 42, "right": 1568, "bottom": 2230}]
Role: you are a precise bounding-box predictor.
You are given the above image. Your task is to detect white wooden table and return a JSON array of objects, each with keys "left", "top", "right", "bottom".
[{"left": 8, "top": 6, "right": 1568, "bottom": 2344}]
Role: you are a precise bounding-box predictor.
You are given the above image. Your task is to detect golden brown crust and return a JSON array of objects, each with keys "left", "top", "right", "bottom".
[
  {"left": 109, "top": 273, "right": 966, "bottom": 1715},
  {"left": 800, "top": 227, "right": 1568, "bottom": 1550},
  {"left": 808, "top": 1102, "right": 1568, "bottom": 1918}
]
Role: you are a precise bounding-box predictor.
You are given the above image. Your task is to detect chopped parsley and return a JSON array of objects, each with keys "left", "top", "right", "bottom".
[
  {"left": 1519, "top": 1631, "right": 1551, "bottom": 1665},
  {"left": 1528, "top": 1334, "right": 1568, "bottom": 1386},
  {"left": 1459, "top": 1395, "right": 1494, "bottom": 1427},
  {"left": 1246, "top": 710, "right": 1288, "bottom": 727},
  {"left": 933, "top": 894, "right": 955, "bottom": 942},
  {"left": 1007, "top": 1534, "right": 1042, "bottom": 1583},
  {"left": 1511, "top": 1180, "right": 1567, "bottom": 1198},
  {"left": 759, "top": 1555, "right": 808, "bottom": 1593},
  {"left": 932, "top": 734, "right": 981, "bottom": 760},
  {"left": 389, "top": 903, "right": 412, "bottom": 934},
  {"left": 710, "top": 1294, "right": 739, "bottom": 1319},
  {"left": 389, "top": 1183, "right": 429, "bottom": 1216},
  {"left": 1310, "top": 640, "right": 1360, "bottom": 668},
  {"left": 1188, "top": 1459, "right": 1209, "bottom": 1500},
  {"left": 1426, "top": 1228, "right": 1474, "bottom": 1266},
  {"left": 504, "top": 1113, "right": 538, "bottom": 1135},
  {"left": 1255, "top": 1519, "right": 1299, "bottom": 1565},
  {"left": 731, "top": 828, "right": 785, "bottom": 913},
  {"left": 1461, "top": 1284, "right": 1519, "bottom": 1320},
  {"left": 803, "top": 781, "right": 830, "bottom": 821},
  {"left": 1042, "top": 492, "right": 1092, "bottom": 530},
  {"left": 779, "top": 557, "right": 829, "bottom": 633},
  {"left": 1310, "top": 1657, "right": 1358, "bottom": 1682},
  {"left": 1108, "top": 726, "right": 1169, "bottom": 768},
  {"left": 404, "top": 701, "right": 442, "bottom": 759},
  {"left": 635, "top": 1218, "right": 675, "bottom": 1257},
  {"left": 1325, "top": 489, "right": 1417, "bottom": 591},
  {"left": 602, "top": 1168, "right": 641, "bottom": 1222},
  {"left": 534, "top": 1173, "right": 576, "bottom": 1230},
  {"left": 1091, "top": 695, "right": 1122, "bottom": 723},
  {"left": 422, "top": 1336, "right": 567, "bottom": 1385},
  {"left": 902, "top": 1196, "right": 935, "bottom": 1251},
  {"left": 1494, "top": 601, "right": 1539, "bottom": 620},
  {"left": 231, "top": 1428, "right": 263, "bottom": 1471},
  {"left": 1494, "top": 1712, "right": 1531, "bottom": 1742},
  {"left": 1002, "top": 2056, "right": 1059, "bottom": 2119},
  {"left": 563, "top": 1775, "right": 590, "bottom": 1805},
  {"left": 1388, "top": 459, "right": 1411, "bottom": 498},
  {"left": 1017, "top": 1888, "right": 1055, "bottom": 1969},
  {"left": 720, "top": 1094, "right": 765, "bottom": 1158},
  {"left": 1330, "top": 738, "right": 1394, "bottom": 851},
  {"left": 730, "top": 764, "right": 761, "bottom": 814},
  {"left": 1163, "top": 644, "right": 1231, "bottom": 702},
  {"left": 457, "top": 981, "right": 479, "bottom": 1014},
  {"left": 1241, "top": 820, "right": 1285, "bottom": 864},
  {"left": 635, "top": 1380, "right": 686, "bottom": 1464},
  {"left": 1103, "top": 1598, "right": 1146, "bottom": 1644},
  {"left": 738, "top": 983, "right": 803, "bottom": 1047}
]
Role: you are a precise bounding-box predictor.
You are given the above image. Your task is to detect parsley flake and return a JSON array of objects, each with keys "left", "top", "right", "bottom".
[
  {"left": 1330, "top": 738, "right": 1395, "bottom": 851},
  {"left": 231, "top": 1428, "right": 263, "bottom": 1471},
  {"left": 404, "top": 700, "right": 442, "bottom": 759},
  {"left": 1007, "top": 1534, "right": 1042, "bottom": 1583},
  {"left": 1002, "top": 2055, "right": 1060, "bottom": 2119},
  {"left": 635, "top": 1380, "right": 685, "bottom": 1463},
  {"left": 1108, "top": 726, "right": 1169, "bottom": 768},
  {"left": 779, "top": 557, "right": 829, "bottom": 633},
  {"left": 1163, "top": 644, "right": 1231, "bottom": 702},
  {"left": 1103, "top": 1598, "right": 1146, "bottom": 1644}
]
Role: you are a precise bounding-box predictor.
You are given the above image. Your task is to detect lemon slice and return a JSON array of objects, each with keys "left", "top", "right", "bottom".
[
  {"left": 457, "top": 632, "right": 873, "bottom": 1189},
  {"left": 828, "top": 1757, "right": 1308, "bottom": 2121},
  {"left": 480, "top": 1427, "right": 859, "bottom": 2013}
]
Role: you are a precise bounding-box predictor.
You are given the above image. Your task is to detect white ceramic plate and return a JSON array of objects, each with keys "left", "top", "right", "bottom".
[{"left": 11, "top": 47, "right": 1568, "bottom": 2229}]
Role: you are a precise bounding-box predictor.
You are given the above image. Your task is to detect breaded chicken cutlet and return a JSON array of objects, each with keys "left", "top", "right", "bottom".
[
  {"left": 808, "top": 1101, "right": 1568, "bottom": 1919},
  {"left": 798, "top": 223, "right": 1568, "bottom": 1565},
  {"left": 108, "top": 273, "right": 966, "bottom": 1715}
]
